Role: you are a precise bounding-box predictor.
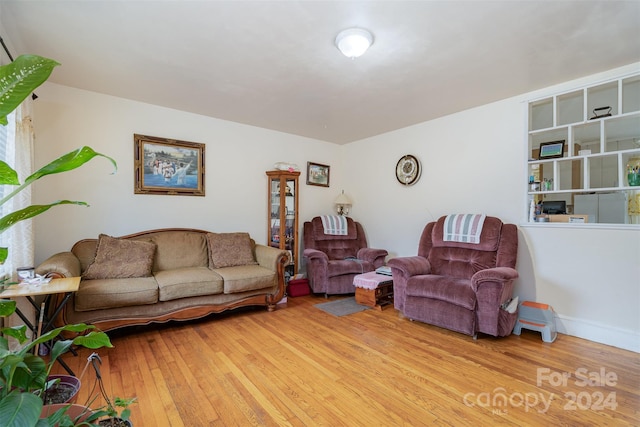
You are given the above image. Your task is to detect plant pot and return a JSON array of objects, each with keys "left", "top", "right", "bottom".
[
  {"left": 40, "top": 403, "right": 94, "bottom": 424},
  {"left": 98, "top": 418, "right": 133, "bottom": 427},
  {"left": 41, "top": 374, "right": 81, "bottom": 405}
]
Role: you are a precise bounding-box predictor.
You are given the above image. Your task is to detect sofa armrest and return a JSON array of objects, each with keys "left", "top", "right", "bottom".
[
  {"left": 357, "top": 248, "right": 388, "bottom": 267},
  {"left": 35, "top": 252, "right": 82, "bottom": 279},
  {"left": 255, "top": 244, "right": 289, "bottom": 272}
]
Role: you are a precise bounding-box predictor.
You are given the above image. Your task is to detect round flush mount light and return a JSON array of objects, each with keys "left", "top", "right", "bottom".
[{"left": 335, "top": 28, "right": 374, "bottom": 58}]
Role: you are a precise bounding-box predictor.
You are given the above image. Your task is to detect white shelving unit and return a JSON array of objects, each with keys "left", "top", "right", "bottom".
[{"left": 527, "top": 73, "right": 640, "bottom": 224}]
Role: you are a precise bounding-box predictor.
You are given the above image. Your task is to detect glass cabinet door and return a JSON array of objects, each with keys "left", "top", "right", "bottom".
[{"left": 266, "top": 170, "right": 299, "bottom": 279}]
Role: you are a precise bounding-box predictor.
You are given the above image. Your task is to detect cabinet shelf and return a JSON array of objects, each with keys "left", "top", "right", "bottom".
[
  {"left": 266, "top": 170, "right": 300, "bottom": 277},
  {"left": 527, "top": 72, "right": 640, "bottom": 225}
]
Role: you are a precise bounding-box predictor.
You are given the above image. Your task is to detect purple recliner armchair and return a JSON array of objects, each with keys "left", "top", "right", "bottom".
[
  {"left": 303, "top": 217, "right": 388, "bottom": 296},
  {"left": 387, "top": 215, "right": 519, "bottom": 338}
]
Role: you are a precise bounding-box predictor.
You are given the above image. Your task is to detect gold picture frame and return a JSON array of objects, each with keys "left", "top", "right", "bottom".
[{"left": 134, "top": 134, "right": 205, "bottom": 196}]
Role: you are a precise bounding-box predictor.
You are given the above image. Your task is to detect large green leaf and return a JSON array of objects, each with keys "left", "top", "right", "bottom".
[
  {"left": 24, "top": 324, "right": 112, "bottom": 360},
  {"left": 0, "top": 146, "right": 117, "bottom": 209},
  {"left": 0, "top": 353, "right": 25, "bottom": 399},
  {"left": 48, "top": 331, "right": 113, "bottom": 367},
  {"left": 26, "top": 323, "right": 95, "bottom": 352},
  {"left": 36, "top": 405, "right": 76, "bottom": 427},
  {"left": 0, "top": 55, "right": 60, "bottom": 126},
  {"left": 0, "top": 299, "right": 16, "bottom": 316},
  {"left": 24, "top": 146, "right": 117, "bottom": 185},
  {"left": 0, "top": 201, "right": 88, "bottom": 236},
  {"left": 7, "top": 353, "right": 47, "bottom": 394},
  {"left": 0, "top": 146, "right": 117, "bottom": 264},
  {"left": 0, "top": 324, "right": 28, "bottom": 345},
  {"left": 71, "top": 330, "right": 113, "bottom": 349},
  {"left": 0, "top": 389, "right": 43, "bottom": 427},
  {"left": 0, "top": 160, "right": 20, "bottom": 186}
]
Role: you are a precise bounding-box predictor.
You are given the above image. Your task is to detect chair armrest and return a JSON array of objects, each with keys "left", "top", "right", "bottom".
[
  {"left": 303, "top": 248, "right": 330, "bottom": 294},
  {"left": 471, "top": 267, "right": 519, "bottom": 291},
  {"left": 357, "top": 248, "right": 388, "bottom": 266},
  {"left": 471, "top": 267, "right": 519, "bottom": 336},
  {"left": 471, "top": 267, "right": 519, "bottom": 313},
  {"left": 303, "top": 248, "right": 329, "bottom": 263},
  {"left": 387, "top": 256, "right": 431, "bottom": 278},
  {"left": 35, "top": 252, "right": 81, "bottom": 279},
  {"left": 387, "top": 256, "right": 430, "bottom": 312},
  {"left": 255, "top": 244, "right": 289, "bottom": 272}
]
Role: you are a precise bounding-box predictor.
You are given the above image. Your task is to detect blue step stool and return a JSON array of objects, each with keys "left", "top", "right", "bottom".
[{"left": 513, "top": 301, "right": 557, "bottom": 343}]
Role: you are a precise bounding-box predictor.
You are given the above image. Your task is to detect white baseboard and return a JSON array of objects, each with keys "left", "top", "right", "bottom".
[{"left": 555, "top": 313, "right": 639, "bottom": 353}]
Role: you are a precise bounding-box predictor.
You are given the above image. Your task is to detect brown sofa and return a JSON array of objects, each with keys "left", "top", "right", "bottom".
[{"left": 35, "top": 228, "right": 289, "bottom": 332}]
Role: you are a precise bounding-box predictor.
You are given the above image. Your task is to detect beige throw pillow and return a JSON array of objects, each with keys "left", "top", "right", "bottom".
[
  {"left": 208, "top": 232, "right": 258, "bottom": 268},
  {"left": 83, "top": 234, "right": 156, "bottom": 279}
]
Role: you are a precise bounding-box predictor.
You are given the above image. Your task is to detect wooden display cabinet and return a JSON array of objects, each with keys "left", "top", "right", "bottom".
[{"left": 266, "top": 170, "right": 300, "bottom": 278}]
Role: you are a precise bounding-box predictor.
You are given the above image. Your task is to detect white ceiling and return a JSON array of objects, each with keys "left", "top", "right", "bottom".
[{"left": 1, "top": 1, "right": 639, "bottom": 144}]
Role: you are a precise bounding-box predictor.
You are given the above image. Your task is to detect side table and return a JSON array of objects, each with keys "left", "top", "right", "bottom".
[
  {"left": 0, "top": 276, "right": 81, "bottom": 374},
  {"left": 353, "top": 271, "right": 393, "bottom": 311}
]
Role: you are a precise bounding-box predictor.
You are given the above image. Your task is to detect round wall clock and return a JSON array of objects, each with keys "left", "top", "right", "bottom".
[{"left": 395, "top": 154, "right": 421, "bottom": 186}]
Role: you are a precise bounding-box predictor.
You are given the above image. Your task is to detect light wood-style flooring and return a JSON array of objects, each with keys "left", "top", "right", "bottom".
[{"left": 52, "top": 295, "right": 640, "bottom": 426}]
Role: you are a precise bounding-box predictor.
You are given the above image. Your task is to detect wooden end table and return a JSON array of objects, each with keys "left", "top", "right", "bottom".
[
  {"left": 353, "top": 271, "right": 393, "bottom": 311},
  {"left": 1, "top": 276, "right": 80, "bottom": 374}
]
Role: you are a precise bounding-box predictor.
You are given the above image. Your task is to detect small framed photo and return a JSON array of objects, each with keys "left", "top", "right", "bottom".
[
  {"left": 134, "top": 134, "right": 205, "bottom": 196},
  {"left": 306, "top": 162, "right": 330, "bottom": 187},
  {"left": 538, "top": 140, "right": 565, "bottom": 160}
]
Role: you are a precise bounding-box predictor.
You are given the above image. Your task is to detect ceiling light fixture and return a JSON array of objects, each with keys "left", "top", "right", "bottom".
[{"left": 335, "top": 28, "right": 374, "bottom": 58}]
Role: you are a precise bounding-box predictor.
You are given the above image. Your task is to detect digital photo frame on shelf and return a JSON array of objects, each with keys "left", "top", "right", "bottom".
[{"left": 538, "top": 140, "right": 565, "bottom": 160}]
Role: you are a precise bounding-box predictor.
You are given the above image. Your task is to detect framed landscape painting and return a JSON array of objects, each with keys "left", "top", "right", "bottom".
[
  {"left": 306, "top": 162, "right": 330, "bottom": 187},
  {"left": 134, "top": 134, "right": 205, "bottom": 196}
]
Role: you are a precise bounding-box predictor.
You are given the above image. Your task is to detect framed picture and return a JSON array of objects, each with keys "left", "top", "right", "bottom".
[
  {"left": 538, "top": 140, "right": 565, "bottom": 160},
  {"left": 306, "top": 162, "right": 330, "bottom": 187},
  {"left": 134, "top": 134, "right": 205, "bottom": 196}
]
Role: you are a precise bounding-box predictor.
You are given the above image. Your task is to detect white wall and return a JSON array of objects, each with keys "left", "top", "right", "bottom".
[
  {"left": 32, "top": 65, "right": 639, "bottom": 352},
  {"left": 343, "top": 63, "right": 640, "bottom": 352},
  {"left": 32, "top": 83, "right": 343, "bottom": 266}
]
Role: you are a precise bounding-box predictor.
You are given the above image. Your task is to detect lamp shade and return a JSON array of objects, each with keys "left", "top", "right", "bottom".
[
  {"left": 334, "top": 192, "right": 352, "bottom": 205},
  {"left": 335, "top": 28, "right": 373, "bottom": 58},
  {"left": 334, "top": 190, "right": 352, "bottom": 216}
]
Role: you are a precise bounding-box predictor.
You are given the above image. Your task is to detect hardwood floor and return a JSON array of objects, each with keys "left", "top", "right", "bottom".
[{"left": 52, "top": 295, "right": 640, "bottom": 426}]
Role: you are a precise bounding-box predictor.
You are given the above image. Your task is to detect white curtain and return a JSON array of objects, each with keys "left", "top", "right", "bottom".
[{"left": 4, "top": 98, "right": 36, "bottom": 340}]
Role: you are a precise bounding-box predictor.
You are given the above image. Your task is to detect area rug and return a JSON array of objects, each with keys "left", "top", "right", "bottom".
[{"left": 314, "top": 297, "right": 370, "bottom": 316}]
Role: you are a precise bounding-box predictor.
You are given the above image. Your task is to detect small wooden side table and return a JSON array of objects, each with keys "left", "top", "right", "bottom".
[
  {"left": 1, "top": 277, "right": 80, "bottom": 374},
  {"left": 353, "top": 271, "right": 393, "bottom": 311}
]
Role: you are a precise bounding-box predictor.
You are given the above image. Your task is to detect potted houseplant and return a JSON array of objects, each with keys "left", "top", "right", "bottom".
[
  {"left": 0, "top": 54, "right": 118, "bottom": 426},
  {"left": 83, "top": 353, "right": 135, "bottom": 427},
  {"left": 0, "top": 299, "right": 113, "bottom": 426},
  {"left": 91, "top": 396, "right": 136, "bottom": 427},
  {"left": 39, "top": 374, "right": 81, "bottom": 405}
]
